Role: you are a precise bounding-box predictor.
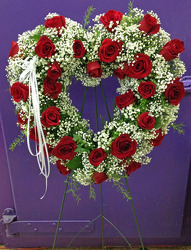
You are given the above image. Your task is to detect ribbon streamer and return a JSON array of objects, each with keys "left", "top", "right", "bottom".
[{"left": 19, "top": 56, "right": 50, "bottom": 199}]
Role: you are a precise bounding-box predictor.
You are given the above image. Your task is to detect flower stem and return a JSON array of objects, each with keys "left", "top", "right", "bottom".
[
  {"left": 52, "top": 175, "right": 69, "bottom": 250},
  {"left": 124, "top": 175, "right": 145, "bottom": 250},
  {"left": 100, "top": 82, "right": 111, "bottom": 122},
  {"left": 80, "top": 86, "right": 88, "bottom": 116},
  {"left": 100, "top": 184, "right": 104, "bottom": 249}
]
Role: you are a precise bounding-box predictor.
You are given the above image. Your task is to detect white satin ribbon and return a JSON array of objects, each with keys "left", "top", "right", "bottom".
[{"left": 19, "top": 56, "right": 50, "bottom": 199}]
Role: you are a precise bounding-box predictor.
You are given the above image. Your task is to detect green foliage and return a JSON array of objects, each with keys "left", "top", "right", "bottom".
[
  {"left": 128, "top": 0, "right": 134, "bottom": 13},
  {"left": 138, "top": 98, "right": 149, "bottom": 113},
  {"left": 113, "top": 180, "right": 131, "bottom": 202},
  {"left": 67, "top": 176, "right": 81, "bottom": 204},
  {"left": 30, "top": 26, "right": 46, "bottom": 42},
  {"left": 154, "top": 117, "right": 162, "bottom": 129},
  {"left": 66, "top": 155, "right": 83, "bottom": 170},
  {"left": 89, "top": 184, "right": 96, "bottom": 200},
  {"left": 73, "top": 134, "right": 91, "bottom": 154},
  {"left": 83, "top": 6, "right": 95, "bottom": 30},
  {"left": 171, "top": 122, "right": 184, "bottom": 135},
  {"left": 9, "top": 130, "right": 26, "bottom": 151}
]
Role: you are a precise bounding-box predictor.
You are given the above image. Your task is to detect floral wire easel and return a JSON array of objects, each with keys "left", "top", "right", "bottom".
[{"left": 52, "top": 84, "right": 146, "bottom": 250}]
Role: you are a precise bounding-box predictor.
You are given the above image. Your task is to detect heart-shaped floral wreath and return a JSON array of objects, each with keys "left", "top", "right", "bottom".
[{"left": 7, "top": 7, "right": 186, "bottom": 187}]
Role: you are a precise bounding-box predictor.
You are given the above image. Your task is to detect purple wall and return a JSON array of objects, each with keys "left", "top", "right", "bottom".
[{"left": 0, "top": 0, "right": 191, "bottom": 248}]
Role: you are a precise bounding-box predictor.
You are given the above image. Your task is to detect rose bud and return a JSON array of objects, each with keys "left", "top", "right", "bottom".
[
  {"left": 89, "top": 148, "right": 107, "bottom": 166},
  {"left": 114, "top": 68, "right": 126, "bottom": 79},
  {"left": 87, "top": 61, "right": 102, "bottom": 78},
  {"left": 100, "top": 10, "right": 123, "bottom": 32},
  {"left": 17, "top": 110, "right": 28, "bottom": 126},
  {"left": 164, "top": 78, "right": 185, "bottom": 105},
  {"left": 9, "top": 41, "right": 19, "bottom": 57},
  {"left": 139, "top": 14, "right": 160, "bottom": 35},
  {"left": 47, "top": 61, "right": 62, "bottom": 80},
  {"left": 115, "top": 90, "right": 136, "bottom": 109},
  {"left": 56, "top": 160, "right": 71, "bottom": 176},
  {"left": 160, "top": 39, "right": 185, "bottom": 61},
  {"left": 150, "top": 129, "right": 165, "bottom": 146},
  {"left": 125, "top": 161, "right": 141, "bottom": 176},
  {"left": 92, "top": 172, "right": 108, "bottom": 184},
  {"left": 73, "top": 40, "right": 86, "bottom": 58},
  {"left": 45, "top": 15, "right": 66, "bottom": 35},
  {"left": 43, "top": 76, "right": 62, "bottom": 100}
]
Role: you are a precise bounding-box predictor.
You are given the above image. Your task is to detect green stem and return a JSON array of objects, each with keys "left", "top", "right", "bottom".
[
  {"left": 80, "top": 86, "right": 88, "bottom": 116},
  {"left": 100, "top": 184, "right": 104, "bottom": 249},
  {"left": 124, "top": 175, "right": 145, "bottom": 250},
  {"left": 103, "top": 216, "right": 133, "bottom": 249},
  {"left": 66, "top": 215, "right": 101, "bottom": 249},
  {"left": 52, "top": 175, "right": 69, "bottom": 250},
  {"left": 100, "top": 82, "right": 111, "bottom": 122},
  {"left": 94, "top": 87, "right": 99, "bottom": 131}
]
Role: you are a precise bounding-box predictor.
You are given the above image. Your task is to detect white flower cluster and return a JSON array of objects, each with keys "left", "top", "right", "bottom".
[{"left": 6, "top": 8, "right": 186, "bottom": 186}]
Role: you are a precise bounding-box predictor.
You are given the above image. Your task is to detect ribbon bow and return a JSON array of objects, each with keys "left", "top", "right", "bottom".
[{"left": 19, "top": 56, "right": 50, "bottom": 199}]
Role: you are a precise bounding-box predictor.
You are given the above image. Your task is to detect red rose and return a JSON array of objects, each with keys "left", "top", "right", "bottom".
[
  {"left": 125, "top": 53, "right": 152, "bottom": 79},
  {"left": 17, "top": 110, "right": 28, "bottom": 125},
  {"left": 111, "top": 134, "right": 137, "bottom": 159},
  {"left": 45, "top": 16, "right": 66, "bottom": 36},
  {"left": 35, "top": 36, "right": 55, "bottom": 58},
  {"left": 100, "top": 10, "right": 123, "bottom": 32},
  {"left": 114, "top": 68, "right": 126, "bottom": 79},
  {"left": 56, "top": 160, "right": 71, "bottom": 176},
  {"left": 9, "top": 41, "right": 19, "bottom": 57},
  {"left": 125, "top": 161, "right": 141, "bottom": 176},
  {"left": 41, "top": 106, "right": 61, "bottom": 128},
  {"left": 98, "top": 38, "right": 123, "bottom": 63},
  {"left": 115, "top": 90, "right": 136, "bottom": 109},
  {"left": 139, "top": 14, "right": 160, "bottom": 35},
  {"left": 47, "top": 61, "right": 62, "bottom": 79},
  {"left": 43, "top": 76, "right": 62, "bottom": 99},
  {"left": 150, "top": 129, "right": 165, "bottom": 146},
  {"left": 164, "top": 78, "right": 185, "bottom": 105},
  {"left": 29, "top": 127, "right": 47, "bottom": 143},
  {"left": 73, "top": 40, "right": 86, "bottom": 58},
  {"left": 138, "top": 112, "right": 155, "bottom": 130},
  {"left": 160, "top": 39, "right": 185, "bottom": 61},
  {"left": 87, "top": 61, "right": 102, "bottom": 78},
  {"left": 89, "top": 148, "right": 107, "bottom": 166},
  {"left": 10, "top": 82, "right": 29, "bottom": 102},
  {"left": 92, "top": 172, "right": 108, "bottom": 184},
  {"left": 52, "top": 136, "right": 77, "bottom": 161},
  {"left": 138, "top": 81, "right": 156, "bottom": 98}
]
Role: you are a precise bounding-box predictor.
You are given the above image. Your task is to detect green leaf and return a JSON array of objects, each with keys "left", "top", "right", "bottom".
[
  {"left": 154, "top": 117, "right": 161, "bottom": 129},
  {"left": 32, "top": 34, "right": 41, "bottom": 42},
  {"left": 66, "top": 156, "right": 83, "bottom": 170}
]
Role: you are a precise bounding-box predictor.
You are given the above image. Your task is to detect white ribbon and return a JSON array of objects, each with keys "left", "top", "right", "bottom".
[{"left": 19, "top": 56, "right": 50, "bottom": 199}]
